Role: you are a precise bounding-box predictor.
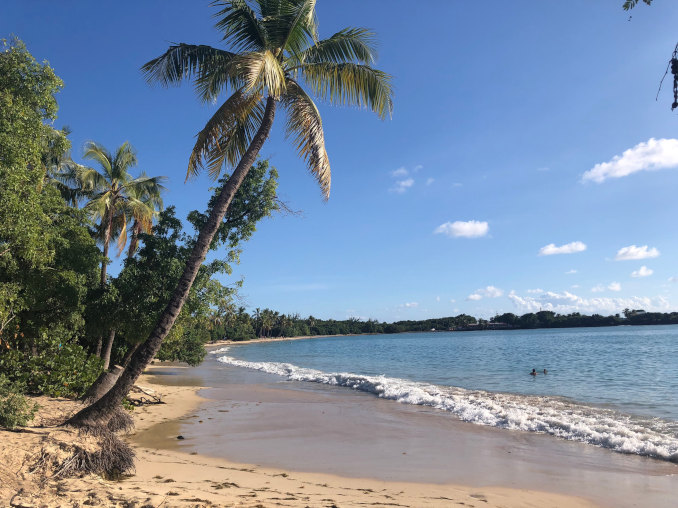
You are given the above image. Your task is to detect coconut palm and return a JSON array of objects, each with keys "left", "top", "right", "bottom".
[
  {"left": 80, "top": 141, "right": 166, "bottom": 286},
  {"left": 124, "top": 173, "right": 165, "bottom": 259},
  {"left": 68, "top": 0, "right": 392, "bottom": 428}
]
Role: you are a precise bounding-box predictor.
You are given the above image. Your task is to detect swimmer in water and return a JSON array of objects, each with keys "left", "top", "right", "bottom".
[
  {"left": 530, "top": 369, "right": 537, "bottom": 376},
  {"left": 543, "top": 369, "right": 547, "bottom": 374}
]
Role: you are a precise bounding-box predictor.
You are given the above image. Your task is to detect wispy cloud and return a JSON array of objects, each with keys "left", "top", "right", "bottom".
[
  {"left": 538, "top": 241, "right": 587, "bottom": 256},
  {"left": 582, "top": 138, "right": 678, "bottom": 183},
  {"left": 527, "top": 288, "right": 544, "bottom": 294},
  {"left": 468, "top": 286, "right": 504, "bottom": 300},
  {"left": 509, "top": 290, "right": 670, "bottom": 315},
  {"left": 565, "top": 269, "right": 578, "bottom": 274},
  {"left": 434, "top": 220, "right": 489, "bottom": 238},
  {"left": 669, "top": 276, "right": 678, "bottom": 284},
  {"left": 391, "top": 167, "right": 408, "bottom": 177},
  {"left": 615, "top": 245, "right": 660, "bottom": 261},
  {"left": 390, "top": 178, "right": 414, "bottom": 194},
  {"left": 608, "top": 282, "right": 621, "bottom": 292},
  {"left": 631, "top": 266, "right": 653, "bottom": 278},
  {"left": 400, "top": 302, "right": 419, "bottom": 308},
  {"left": 426, "top": 177, "right": 435, "bottom": 185},
  {"left": 536, "top": 167, "right": 550, "bottom": 172},
  {"left": 592, "top": 282, "right": 621, "bottom": 293},
  {"left": 413, "top": 164, "right": 423, "bottom": 172}
]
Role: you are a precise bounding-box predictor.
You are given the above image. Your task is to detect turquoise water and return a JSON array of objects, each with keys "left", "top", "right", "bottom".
[{"left": 215, "top": 325, "right": 678, "bottom": 461}]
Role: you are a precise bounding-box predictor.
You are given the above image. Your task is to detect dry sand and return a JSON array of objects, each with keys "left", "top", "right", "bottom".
[{"left": 0, "top": 364, "right": 598, "bottom": 507}]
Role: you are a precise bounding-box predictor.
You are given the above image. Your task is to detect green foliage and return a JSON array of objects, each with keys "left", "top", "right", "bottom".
[
  {"left": 0, "top": 38, "right": 65, "bottom": 268},
  {"left": 0, "top": 332, "right": 102, "bottom": 398},
  {"left": 112, "top": 160, "right": 278, "bottom": 364},
  {"left": 623, "top": 0, "right": 652, "bottom": 11},
  {"left": 0, "top": 374, "right": 38, "bottom": 429},
  {"left": 156, "top": 325, "right": 210, "bottom": 366}
]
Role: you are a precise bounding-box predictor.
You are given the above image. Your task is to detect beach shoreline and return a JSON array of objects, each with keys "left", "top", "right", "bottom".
[{"left": 1, "top": 362, "right": 604, "bottom": 508}]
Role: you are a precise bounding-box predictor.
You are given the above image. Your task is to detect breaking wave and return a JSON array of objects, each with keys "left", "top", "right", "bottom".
[{"left": 215, "top": 354, "right": 678, "bottom": 462}]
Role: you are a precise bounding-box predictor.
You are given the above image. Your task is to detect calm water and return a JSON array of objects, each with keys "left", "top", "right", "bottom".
[{"left": 215, "top": 325, "right": 678, "bottom": 461}]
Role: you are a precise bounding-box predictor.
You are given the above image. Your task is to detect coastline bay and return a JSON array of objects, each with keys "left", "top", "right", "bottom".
[{"left": 133, "top": 334, "right": 678, "bottom": 508}]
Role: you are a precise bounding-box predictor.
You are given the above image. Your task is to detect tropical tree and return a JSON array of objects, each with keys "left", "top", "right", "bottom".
[
  {"left": 68, "top": 0, "right": 392, "bottom": 428},
  {"left": 124, "top": 172, "right": 165, "bottom": 258},
  {"left": 80, "top": 141, "right": 166, "bottom": 286}
]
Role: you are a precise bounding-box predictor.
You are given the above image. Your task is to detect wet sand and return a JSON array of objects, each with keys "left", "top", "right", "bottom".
[{"left": 133, "top": 354, "right": 678, "bottom": 508}]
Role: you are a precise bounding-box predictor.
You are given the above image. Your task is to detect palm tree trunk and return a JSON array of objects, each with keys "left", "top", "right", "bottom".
[
  {"left": 127, "top": 220, "right": 141, "bottom": 259},
  {"left": 100, "top": 205, "right": 114, "bottom": 286},
  {"left": 67, "top": 97, "right": 277, "bottom": 428},
  {"left": 101, "top": 328, "right": 116, "bottom": 371}
]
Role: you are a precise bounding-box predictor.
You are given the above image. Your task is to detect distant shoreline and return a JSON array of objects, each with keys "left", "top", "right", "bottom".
[{"left": 209, "top": 322, "right": 678, "bottom": 347}]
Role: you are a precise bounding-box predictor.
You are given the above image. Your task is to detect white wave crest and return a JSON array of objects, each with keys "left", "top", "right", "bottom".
[
  {"left": 215, "top": 355, "right": 678, "bottom": 462},
  {"left": 209, "top": 346, "right": 231, "bottom": 354}
]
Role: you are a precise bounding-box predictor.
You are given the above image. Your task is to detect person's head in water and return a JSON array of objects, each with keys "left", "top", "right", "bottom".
[
  {"left": 543, "top": 369, "right": 547, "bottom": 374},
  {"left": 530, "top": 369, "right": 537, "bottom": 376}
]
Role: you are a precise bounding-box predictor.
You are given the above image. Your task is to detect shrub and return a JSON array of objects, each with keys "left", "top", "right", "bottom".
[
  {"left": 0, "top": 374, "right": 38, "bottom": 429},
  {"left": 0, "top": 332, "right": 102, "bottom": 398}
]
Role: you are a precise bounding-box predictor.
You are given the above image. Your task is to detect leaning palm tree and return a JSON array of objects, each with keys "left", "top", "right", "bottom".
[
  {"left": 81, "top": 141, "right": 166, "bottom": 286},
  {"left": 68, "top": 0, "right": 392, "bottom": 428}
]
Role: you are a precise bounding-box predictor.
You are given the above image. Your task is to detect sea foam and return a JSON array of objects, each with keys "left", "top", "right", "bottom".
[{"left": 215, "top": 354, "right": 678, "bottom": 462}]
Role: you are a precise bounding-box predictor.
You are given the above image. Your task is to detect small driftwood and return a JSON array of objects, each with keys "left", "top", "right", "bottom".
[{"left": 126, "top": 385, "right": 163, "bottom": 406}]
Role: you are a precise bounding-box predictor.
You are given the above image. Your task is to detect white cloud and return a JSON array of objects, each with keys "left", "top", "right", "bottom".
[
  {"left": 436, "top": 296, "right": 440, "bottom": 302},
  {"left": 509, "top": 290, "right": 670, "bottom": 315},
  {"left": 434, "top": 220, "right": 489, "bottom": 238},
  {"left": 390, "top": 178, "right": 414, "bottom": 194},
  {"left": 591, "top": 285, "right": 605, "bottom": 293},
  {"left": 468, "top": 286, "right": 504, "bottom": 300},
  {"left": 527, "top": 288, "right": 544, "bottom": 294},
  {"left": 391, "top": 167, "right": 408, "bottom": 177},
  {"left": 571, "top": 284, "right": 580, "bottom": 289},
  {"left": 450, "top": 299, "right": 456, "bottom": 303},
  {"left": 565, "top": 269, "right": 578, "bottom": 274},
  {"left": 582, "top": 138, "right": 678, "bottom": 183},
  {"left": 452, "top": 182, "right": 463, "bottom": 187},
  {"left": 538, "top": 241, "right": 587, "bottom": 256},
  {"left": 401, "top": 302, "right": 419, "bottom": 308},
  {"left": 413, "top": 164, "right": 423, "bottom": 172},
  {"left": 426, "top": 177, "right": 435, "bottom": 185},
  {"left": 631, "top": 266, "right": 653, "bottom": 278},
  {"left": 668, "top": 276, "right": 678, "bottom": 284},
  {"left": 608, "top": 282, "right": 621, "bottom": 292},
  {"left": 615, "top": 245, "right": 660, "bottom": 261}
]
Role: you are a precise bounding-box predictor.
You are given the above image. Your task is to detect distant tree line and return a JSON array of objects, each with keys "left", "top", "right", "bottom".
[{"left": 213, "top": 308, "right": 678, "bottom": 341}]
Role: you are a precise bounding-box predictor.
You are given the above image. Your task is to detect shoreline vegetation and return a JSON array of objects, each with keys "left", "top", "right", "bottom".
[
  {"left": 216, "top": 308, "right": 678, "bottom": 344},
  {"left": 0, "top": 366, "right": 598, "bottom": 508}
]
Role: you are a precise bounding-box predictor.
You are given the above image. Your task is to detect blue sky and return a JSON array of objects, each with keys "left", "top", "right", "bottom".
[{"left": 3, "top": 1, "right": 678, "bottom": 321}]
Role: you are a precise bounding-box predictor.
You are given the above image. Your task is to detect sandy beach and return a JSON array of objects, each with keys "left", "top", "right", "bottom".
[
  {"left": 3, "top": 346, "right": 677, "bottom": 507},
  {"left": 1, "top": 361, "right": 611, "bottom": 507}
]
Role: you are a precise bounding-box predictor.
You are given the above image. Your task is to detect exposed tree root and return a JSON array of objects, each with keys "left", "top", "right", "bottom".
[{"left": 31, "top": 427, "right": 135, "bottom": 480}]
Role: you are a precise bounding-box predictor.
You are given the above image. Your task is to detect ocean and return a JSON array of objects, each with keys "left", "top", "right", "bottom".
[{"left": 214, "top": 325, "right": 678, "bottom": 462}]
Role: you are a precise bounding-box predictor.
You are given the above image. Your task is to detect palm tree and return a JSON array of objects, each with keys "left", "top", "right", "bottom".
[
  {"left": 68, "top": 0, "right": 392, "bottom": 428},
  {"left": 124, "top": 173, "right": 165, "bottom": 259},
  {"left": 80, "top": 141, "right": 167, "bottom": 286},
  {"left": 81, "top": 142, "right": 166, "bottom": 369}
]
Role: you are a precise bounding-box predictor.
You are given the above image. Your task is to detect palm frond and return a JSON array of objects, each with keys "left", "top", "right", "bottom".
[
  {"left": 187, "top": 89, "right": 265, "bottom": 180},
  {"left": 288, "top": 28, "right": 377, "bottom": 66},
  {"left": 111, "top": 142, "right": 138, "bottom": 182},
  {"left": 265, "top": 0, "right": 318, "bottom": 57},
  {"left": 281, "top": 79, "right": 330, "bottom": 198},
  {"left": 83, "top": 141, "right": 114, "bottom": 179},
  {"left": 239, "top": 50, "right": 286, "bottom": 96},
  {"left": 142, "top": 43, "right": 239, "bottom": 94},
  {"left": 301, "top": 62, "right": 393, "bottom": 120},
  {"left": 212, "top": 0, "right": 267, "bottom": 52}
]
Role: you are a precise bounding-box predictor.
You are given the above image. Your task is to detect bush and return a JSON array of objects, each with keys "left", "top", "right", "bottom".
[
  {"left": 0, "top": 332, "right": 102, "bottom": 398},
  {"left": 0, "top": 374, "right": 38, "bottom": 429}
]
